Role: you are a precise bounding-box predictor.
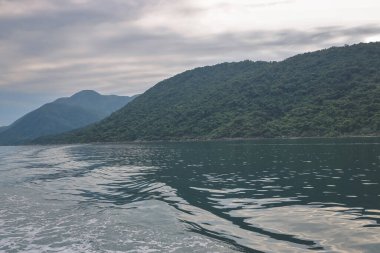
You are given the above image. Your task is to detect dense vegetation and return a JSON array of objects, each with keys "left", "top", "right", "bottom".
[
  {"left": 36, "top": 43, "right": 380, "bottom": 144},
  {"left": 0, "top": 90, "right": 136, "bottom": 145}
]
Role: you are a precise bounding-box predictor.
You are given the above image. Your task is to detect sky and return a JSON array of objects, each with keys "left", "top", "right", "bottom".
[{"left": 1, "top": 0, "right": 380, "bottom": 126}]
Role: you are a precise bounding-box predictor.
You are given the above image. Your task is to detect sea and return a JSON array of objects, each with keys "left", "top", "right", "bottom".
[{"left": 0, "top": 138, "right": 379, "bottom": 252}]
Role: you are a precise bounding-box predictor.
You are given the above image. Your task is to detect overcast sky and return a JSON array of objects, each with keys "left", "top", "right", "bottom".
[{"left": 1, "top": 0, "right": 380, "bottom": 125}]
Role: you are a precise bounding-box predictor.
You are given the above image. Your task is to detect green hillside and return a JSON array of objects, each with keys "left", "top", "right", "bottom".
[{"left": 35, "top": 43, "right": 380, "bottom": 144}]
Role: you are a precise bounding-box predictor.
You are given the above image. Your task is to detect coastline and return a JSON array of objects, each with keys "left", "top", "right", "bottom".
[{"left": 19, "top": 134, "right": 380, "bottom": 147}]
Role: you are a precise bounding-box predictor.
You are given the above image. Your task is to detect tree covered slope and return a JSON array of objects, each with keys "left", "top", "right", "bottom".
[
  {"left": 0, "top": 90, "right": 136, "bottom": 145},
  {"left": 36, "top": 43, "right": 380, "bottom": 143}
]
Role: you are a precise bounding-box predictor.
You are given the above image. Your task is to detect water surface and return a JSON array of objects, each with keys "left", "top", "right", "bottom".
[{"left": 0, "top": 138, "right": 379, "bottom": 252}]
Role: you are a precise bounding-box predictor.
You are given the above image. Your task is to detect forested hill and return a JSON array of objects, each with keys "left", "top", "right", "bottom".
[{"left": 35, "top": 43, "right": 380, "bottom": 144}]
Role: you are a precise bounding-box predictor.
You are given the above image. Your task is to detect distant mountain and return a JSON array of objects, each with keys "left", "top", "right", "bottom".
[
  {"left": 35, "top": 43, "right": 380, "bottom": 144},
  {"left": 0, "top": 90, "right": 137, "bottom": 145},
  {"left": 0, "top": 126, "right": 8, "bottom": 133}
]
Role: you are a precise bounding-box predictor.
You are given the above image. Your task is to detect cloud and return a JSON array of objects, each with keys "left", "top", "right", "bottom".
[{"left": 0, "top": 0, "right": 380, "bottom": 124}]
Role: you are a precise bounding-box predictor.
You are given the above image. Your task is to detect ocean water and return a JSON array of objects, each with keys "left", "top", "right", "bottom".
[{"left": 0, "top": 138, "right": 379, "bottom": 252}]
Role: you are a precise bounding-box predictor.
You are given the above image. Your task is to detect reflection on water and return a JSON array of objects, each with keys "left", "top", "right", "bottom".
[{"left": 0, "top": 138, "right": 379, "bottom": 252}]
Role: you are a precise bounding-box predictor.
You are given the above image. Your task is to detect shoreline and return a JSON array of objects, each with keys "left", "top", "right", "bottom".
[{"left": 20, "top": 134, "right": 380, "bottom": 147}]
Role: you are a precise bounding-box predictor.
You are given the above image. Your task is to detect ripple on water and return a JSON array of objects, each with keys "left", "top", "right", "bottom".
[{"left": 0, "top": 191, "right": 233, "bottom": 253}]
